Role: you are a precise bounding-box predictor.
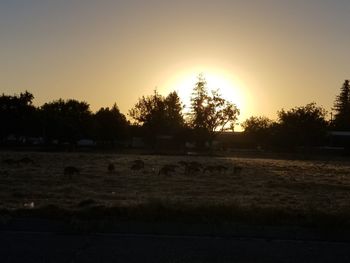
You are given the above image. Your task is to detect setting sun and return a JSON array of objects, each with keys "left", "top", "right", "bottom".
[
  {"left": 161, "top": 68, "right": 250, "bottom": 128},
  {"left": 166, "top": 70, "right": 245, "bottom": 108}
]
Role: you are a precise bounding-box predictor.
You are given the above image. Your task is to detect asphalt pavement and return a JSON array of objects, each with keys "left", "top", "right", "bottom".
[{"left": 1, "top": 229, "right": 350, "bottom": 262}]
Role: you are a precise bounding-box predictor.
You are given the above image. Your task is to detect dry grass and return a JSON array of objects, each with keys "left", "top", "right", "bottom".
[{"left": 1, "top": 151, "right": 350, "bottom": 226}]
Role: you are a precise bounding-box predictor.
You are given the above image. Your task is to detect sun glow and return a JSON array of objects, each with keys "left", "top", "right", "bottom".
[{"left": 163, "top": 69, "right": 248, "bottom": 117}]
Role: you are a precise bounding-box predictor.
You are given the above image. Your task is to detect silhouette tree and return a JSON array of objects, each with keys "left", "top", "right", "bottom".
[
  {"left": 164, "top": 91, "right": 185, "bottom": 130},
  {"left": 94, "top": 103, "right": 128, "bottom": 142},
  {"left": 129, "top": 90, "right": 185, "bottom": 145},
  {"left": 276, "top": 102, "right": 328, "bottom": 148},
  {"left": 333, "top": 80, "right": 350, "bottom": 130},
  {"left": 241, "top": 116, "right": 274, "bottom": 148},
  {"left": 19, "top": 91, "right": 34, "bottom": 106},
  {"left": 0, "top": 91, "right": 39, "bottom": 141},
  {"left": 188, "top": 75, "right": 240, "bottom": 147},
  {"left": 41, "top": 99, "right": 93, "bottom": 143}
]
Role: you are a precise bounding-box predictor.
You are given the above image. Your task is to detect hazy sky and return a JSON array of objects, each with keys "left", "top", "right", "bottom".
[{"left": 1, "top": 0, "right": 350, "bottom": 125}]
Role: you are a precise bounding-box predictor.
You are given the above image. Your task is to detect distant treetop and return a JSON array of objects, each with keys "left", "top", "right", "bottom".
[{"left": 333, "top": 80, "right": 350, "bottom": 131}]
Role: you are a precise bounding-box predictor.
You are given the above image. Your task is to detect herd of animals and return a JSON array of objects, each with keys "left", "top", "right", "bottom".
[
  {"left": 83, "top": 159, "right": 242, "bottom": 177},
  {"left": 1, "top": 156, "right": 243, "bottom": 178}
]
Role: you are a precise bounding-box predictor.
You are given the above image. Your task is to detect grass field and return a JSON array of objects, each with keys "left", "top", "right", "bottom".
[{"left": 1, "top": 151, "right": 350, "bottom": 226}]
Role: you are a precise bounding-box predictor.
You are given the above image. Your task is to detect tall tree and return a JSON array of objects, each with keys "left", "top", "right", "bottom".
[
  {"left": 41, "top": 99, "right": 93, "bottom": 142},
  {"left": 0, "top": 91, "right": 39, "bottom": 140},
  {"left": 241, "top": 116, "right": 274, "bottom": 147},
  {"left": 276, "top": 102, "right": 328, "bottom": 148},
  {"left": 94, "top": 103, "right": 128, "bottom": 141},
  {"left": 164, "top": 91, "right": 185, "bottom": 130},
  {"left": 189, "top": 75, "right": 209, "bottom": 131},
  {"left": 333, "top": 80, "right": 350, "bottom": 130},
  {"left": 188, "top": 75, "right": 240, "bottom": 146},
  {"left": 129, "top": 90, "right": 185, "bottom": 143}
]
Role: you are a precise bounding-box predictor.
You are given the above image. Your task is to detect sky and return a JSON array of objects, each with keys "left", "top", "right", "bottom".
[{"left": 1, "top": 0, "right": 350, "bottom": 128}]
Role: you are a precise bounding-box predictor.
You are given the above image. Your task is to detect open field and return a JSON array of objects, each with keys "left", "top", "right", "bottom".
[{"left": 1, "top": 151, "right": 350, "bottom": 226}]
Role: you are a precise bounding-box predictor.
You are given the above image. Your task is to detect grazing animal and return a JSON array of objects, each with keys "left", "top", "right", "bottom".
[
  {"left": 64, "top": 166, "right": 80, "bottom": 178},
  {"left": 158, "top": 164, "right": 178, "bottom": 176},
  {"left": 185, "top": 161, "right": 202, "bottom": 174},
  {"left": 178, "top": 161, "right": 188, "bottom": 166},
  {"left": 108, "top": 163, "right": 115, "bottom": 173},
  {"left": 204, "top": 164, "right": 228, "bottom": 173},
  {"left": 130, "top": 159, "right": 145, "bottom": 170}
]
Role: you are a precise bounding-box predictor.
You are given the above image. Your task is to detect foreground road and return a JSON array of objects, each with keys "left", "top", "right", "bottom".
[{"left": 1, "top": 230, "right": 350, "bottom": 263}]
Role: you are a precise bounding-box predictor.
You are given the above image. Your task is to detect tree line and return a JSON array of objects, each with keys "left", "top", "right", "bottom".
[
  {"left": 242, "top": 80, "right": 350, "bottom": 150},
  {"left": 1, "top": 77, "right": 350, "bottom": 150},
  {"left": 0, "top": 91, "right": 128, "bottom": 146},
  {"left": 0, "top": 75, "right": 238, "bottom": 149}
]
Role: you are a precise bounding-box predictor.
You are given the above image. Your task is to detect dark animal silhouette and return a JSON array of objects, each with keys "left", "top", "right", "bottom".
[
  {"left": 108, "top": 163, "right": 115, "bottom": 173},
  {"left": 131, "top": 159, "right": 145, "bottom": 170},
  {"left": 158, "top": 164, "right": 178, "bottom": 176},
  {"left": 185, "top": 161, "right": 202, "bottom": 174},
  {"left": 203, "top": 164, "right": 228, "bottom": 173},
  {"left": 64, "top": 166, "right": 80, "bottom": 178},
  {"left": 178, "top": 160, "right": 188, "bottom": 166}
]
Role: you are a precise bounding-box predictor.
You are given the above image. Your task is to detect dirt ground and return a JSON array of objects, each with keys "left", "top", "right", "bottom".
[{"left": 0, "top": 151, "right": 350, "bottom": 218}]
